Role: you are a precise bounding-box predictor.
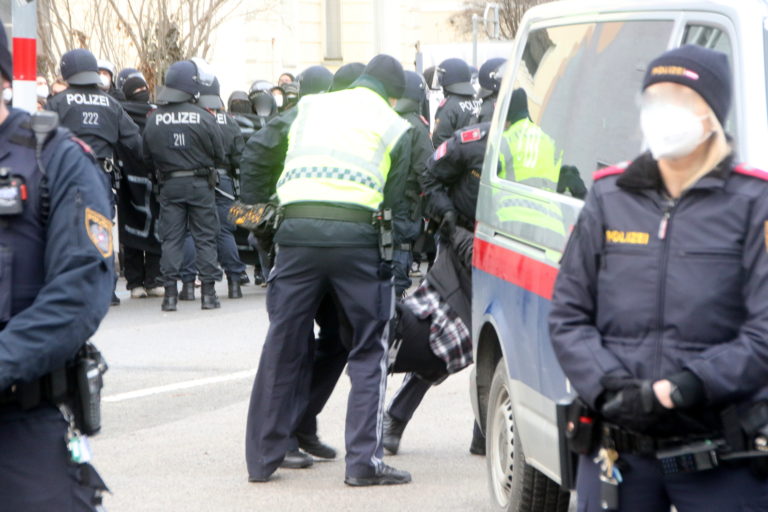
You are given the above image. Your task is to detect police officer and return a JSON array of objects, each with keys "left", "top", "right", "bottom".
[
  {"left": 0, "top": 22, "right": 112, "bottom": 510},
  {"left": 143, "top": 59, "right": 225, "bottom": 311},
  {"left": 550, "top": 45, "right": 768, "bottom": 511},
  {"left": 119, "top": 73, "right": 164, "bottom": 299},
  {"left": 392, "top": 70, "right": 433, "bottom": 296},
  {"left": 432, "top": 58, "right": 480, "bottom": 147},
  {"left": 97, "top": 59, "right": 122, "bottom": 100},
  {"left": 46, "top": 48, "right": 143, "bottom": 306},
  {"left": 477, "top": 57, "right": 505, "bottom": 123},
  {"left": 248, "top": 80, "right": 279, "bottom": 129},
  {"left": 384, "top": 111, "right": 489, "bottom": 457},
  {"left": 180, "top": 76, "right": 246, "bottom": 300},
  {"left": 244, "top": 55, "right": 413, "bottom": 486}
]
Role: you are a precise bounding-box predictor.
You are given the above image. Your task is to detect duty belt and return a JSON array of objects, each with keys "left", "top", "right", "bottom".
[
  {"left": 0, "top": 367, "right": 69, "bottom": 409},
  {"left": 163, "top": 168, "right": 211, "bottom": 180},
  {"left": 282, "top": 203, "right": 375, "bottom": 224},
  {"left": 602, "top": 423, "right": 719, "bottom": 456}
]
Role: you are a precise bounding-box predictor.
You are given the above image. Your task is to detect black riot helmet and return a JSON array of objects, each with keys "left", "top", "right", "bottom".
[
  {"left": 60, "top": 48, "right": 101, "bottom": 86},
  {"left": 395, "top": 71, "right": 427, "bottom": 115},
  {"left": 198, "top": 76, "right": 224, "bottom": 110},
  {"left": 116, "top": 67, "right": 145, "bottom": 91},
  {"left": 248, "top": 80, "right": 274, "bottom": 102},
  {"left": 479, "top": 57, "right": 506, "bottom": 94},
  {"left": 438, "top": 58, "right": 475, "bottom": 97},
  {"left": 298, "top": 65, "right": 333, "bottom": 96},
  {"left": 252, "top": 91, "right": 277, "bottom": 118},
  {"left": 156, "top": 58, "right": 214, "bottom": 104},
  {"left": 282, "top": 81, "right": 299, "bottom": 109},
  {"left": 330, "top": 62, "right": 365, "bottom": 92},
  {"left": 228, "top": 90, "right": 251, "bottom": 114}
]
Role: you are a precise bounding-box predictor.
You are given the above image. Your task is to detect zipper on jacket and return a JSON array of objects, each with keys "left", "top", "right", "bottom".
[{"left": 653, "top": 197, "right": 677, "bottom": 379}]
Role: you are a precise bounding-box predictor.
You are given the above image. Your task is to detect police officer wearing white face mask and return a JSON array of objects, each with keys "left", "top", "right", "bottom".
[{"left": 550, "top": 44, "right": 768, "bottom": 511}]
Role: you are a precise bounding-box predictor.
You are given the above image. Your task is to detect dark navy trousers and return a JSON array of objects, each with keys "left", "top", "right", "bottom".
[
  {"left": 577, "top": 452, "right": 768, "bottom": 511},
  {"left": 181, "top": 175, "right": 244, "bottom": 282},
  {"left": 245, "top": 245, "right": 392, "bottom": 480},
  {"left": 388, "top": 373, "right": 431, "bottom": 423},
  {"left": 0, "top": 405, "right": 106, "bottom": 511}
]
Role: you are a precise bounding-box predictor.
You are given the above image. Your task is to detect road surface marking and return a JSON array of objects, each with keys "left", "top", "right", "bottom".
[{"left": 103, "top": 369, "right": 256, "bottom": 403}]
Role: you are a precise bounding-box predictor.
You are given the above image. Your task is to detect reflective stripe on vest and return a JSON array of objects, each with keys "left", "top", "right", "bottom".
[
  {"left": 277, "top": 87, "right": 410, "bottom": 210},
  {"left": 498, "top": 119, "right": 562, "bottom": 190},
  {"left": 496, "top": 194, "right": 567, "bottom": 249}
]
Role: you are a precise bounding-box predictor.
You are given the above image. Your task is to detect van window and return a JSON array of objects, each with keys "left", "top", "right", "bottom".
[
  {"left": 498, "top": 20, "right": 674, "bottom": 194},
  {"left": 682, "top": 24, "right": 735, "bottom": 132}
]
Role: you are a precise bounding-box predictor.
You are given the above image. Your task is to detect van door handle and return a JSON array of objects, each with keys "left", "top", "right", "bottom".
[{"left": 492, "top": 231, "right": 547, "bottom": 254}]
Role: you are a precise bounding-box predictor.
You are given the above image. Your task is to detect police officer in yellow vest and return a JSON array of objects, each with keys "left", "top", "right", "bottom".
[
  {"left": 497, "top": 88, "right": 568, "bottom": 249},
  {"left": 245, "top": 54, "right": 414, "bottom": 486}
]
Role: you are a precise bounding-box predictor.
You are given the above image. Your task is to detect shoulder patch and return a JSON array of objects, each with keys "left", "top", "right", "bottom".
[
  {"left": 460, "top": 127, "right": 482, "bottom": 144},
  {"left": 85, "top": 207, "right": 113, "bottom": 258},
  {"left": 419, "top": 115, "right": 429, "bottom": 127},
  {"left": 733, "top": 163, "right": 768, "bottom": 181},
  {"left": 434, "top": 141, "right": 448, "bottom": 161},
  {"left": 439, "top": 98, "right": 447, "bottom": 108},
  {"left": 593, "top": 161, "right": 630, "bottom": 181}
]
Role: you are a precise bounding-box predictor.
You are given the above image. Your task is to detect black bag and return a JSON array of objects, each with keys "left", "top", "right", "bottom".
[
  {"left": 228, "top": 201, "right": 278, "bottom": 238},
  {"left": 388, "top": 304, "right": 447, "bottom": 382}
]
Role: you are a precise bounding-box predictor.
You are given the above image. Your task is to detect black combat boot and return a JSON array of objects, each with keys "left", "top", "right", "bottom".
[
  {"left": 179, "top": 281, "right": 195, "bottom": 301},
  {"left": 201, "top": 282, "right": 221, "bottom": 309},
  {"left": 161, "top": 284, "right": 178, "bottom": 312},
  {"left": 227, "top": 276, "right": 243, "bottom": 299},
  {"left": 383, "top": 412, "right": 408, "bottom": 455}
]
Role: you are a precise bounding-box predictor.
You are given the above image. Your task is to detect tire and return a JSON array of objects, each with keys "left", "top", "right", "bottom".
[{"left": 486, "top": 359, "right": 570, "bottom": 512}]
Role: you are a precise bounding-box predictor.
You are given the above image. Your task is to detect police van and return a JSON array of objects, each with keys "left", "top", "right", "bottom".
[{"left": 469, "top": 1, "right": 768, "bottom": 510}]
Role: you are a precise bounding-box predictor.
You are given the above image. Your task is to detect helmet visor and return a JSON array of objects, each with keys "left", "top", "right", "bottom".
[{"left": 190, "top": 57, "right": 215, "bottom": 87}]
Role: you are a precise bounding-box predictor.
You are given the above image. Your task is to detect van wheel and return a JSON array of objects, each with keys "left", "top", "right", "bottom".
[{"left": 486, "top": 360, "right": 570, "bottom": 512}]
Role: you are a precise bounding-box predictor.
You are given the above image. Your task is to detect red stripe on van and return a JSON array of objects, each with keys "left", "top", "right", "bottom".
[{"left": 473, "top": 238, "right": 558, "bottom": 300}]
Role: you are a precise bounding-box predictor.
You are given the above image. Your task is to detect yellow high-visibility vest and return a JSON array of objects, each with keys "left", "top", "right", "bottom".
[
  {"left": 277, "top": 87, "right": 410, "bottom": 210},
  {"left": 498, "top": 118, "right": 562, "bottom": 189}
]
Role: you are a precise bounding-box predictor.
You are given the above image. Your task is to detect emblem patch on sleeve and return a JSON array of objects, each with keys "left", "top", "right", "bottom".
[
  {"left": 85, "top": 207, "right": 113, "bottom": 258},
  {"left": 434, "top": 141, "right": 448, "bottom": 161}
]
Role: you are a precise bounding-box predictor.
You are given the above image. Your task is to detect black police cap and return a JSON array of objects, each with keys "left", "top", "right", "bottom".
[
  {"left": 298, "top": 65, "right": 333, "bottom": 96},
  {"left": 60, "top": 49, "right": 101, "bottom": 86},
  {"left": 0, "top": 20, "right": 11, "bottom": 82},
  {"left": 439, "top": 58, "right": 475, "bottom": 96},
  {"left": 330, "top": 62, "right": 365, "bottom": 92},
  {"left": 361, "top": 54, "right": 405, "bottom": 99}
]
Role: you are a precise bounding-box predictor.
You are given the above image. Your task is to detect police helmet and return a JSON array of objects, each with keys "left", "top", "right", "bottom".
[
  {"left": 97, "top": 59, "right": 115, "bottom": 78},
  {"left": 198, "top": 76, "right": 224, "bottom": 110},
  {"left": 252, "top": 91, "right": 277, "bottom": 118},
  {"left": 423, "top": 66, "right": 439, "bottom": 91},
  {"left": 0, "top": 20, "right": 11, "bottom": 82},
  {"left": 479, "top": 57, "right": 506, "bottom": 93},
  {"left": 157, "top": 58, "right": 213, "bottom": 104},
  {"left": 116, "top": 67, "right": 145, "bottom": 90},
  {"left": 282, "top": 81, "right": 299, "bottom": 107},
  {"left": 358, "top": 54, "right": 405, "bottom": 100},
  {"left": 228, "top": 90, "right": 251, "bottom": 114},
  {"left": 395, "top": 71, "right": 427, "bottom": 115},
  {"left": 60, "top": 49, "right": 101, "bottom": 86},
  {"left": 248, "top": 80, "right": 274, "bottom": 101},
  {"left": 507, "top": 88, "right": 530, "bottom": 125},
  {"left": 330, "top": 62, "right": 365, "bottom": 92},
  {"left": 438, "top": 58, "right": 476, "bottom": 97},
  {"left": 298, "top": 65, "right": 333, "bottom": 96}
]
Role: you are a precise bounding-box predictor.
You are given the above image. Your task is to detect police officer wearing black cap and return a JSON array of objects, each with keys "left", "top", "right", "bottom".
[
  {"left": 432, "top": 58, "right": 481, "bottom": 147},
  {"left": 0, "top": 21, "right": 113, "bottom": 510},
  {"left": 244, "top": 55, "right": 413, "bottom": 486},
  {"left": 142, "top": 59, "right": 225, "bottom": 311},
  {"left": 477, "top": 57, "right": 506, "bottom": 123},
  {"left": 392, "top": 70, "right": 433, "bottom": 296},
  {"left": 180, "top": 76, "right": 246, "bottom": 300}
]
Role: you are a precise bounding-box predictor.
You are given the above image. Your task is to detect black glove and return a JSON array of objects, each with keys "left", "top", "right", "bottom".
[
  {"left": 599, "top": 375, "right": 665, "bottom": 432},
  {"left": 440, "top": 210, "right": 457, "bottom": 238},
  {"left": 667, "top": 370, "right": 706, "bottom": 409}
]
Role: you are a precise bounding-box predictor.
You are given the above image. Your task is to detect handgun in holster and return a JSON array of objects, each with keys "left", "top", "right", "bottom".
[{"left": 376, "top": 208, "right": 394, "bottom": 263}]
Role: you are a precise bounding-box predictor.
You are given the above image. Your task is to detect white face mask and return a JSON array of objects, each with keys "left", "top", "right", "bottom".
[
  {"left": 2, "top": 87, "right": 12, "bottom": 104},
  {"left": 99, "top": 74, "right": 111, "bottom": 91},
  {"left": 36, "top": 85, "right": 49, "bottom": 98},
  {"left": 640, "top": 103, "right": 712, "bottom": 160}
]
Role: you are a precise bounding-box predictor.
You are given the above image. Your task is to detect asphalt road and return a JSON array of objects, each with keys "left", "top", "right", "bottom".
[{"left": 89, "top": 276, "right": 489, "bottom": 512}]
